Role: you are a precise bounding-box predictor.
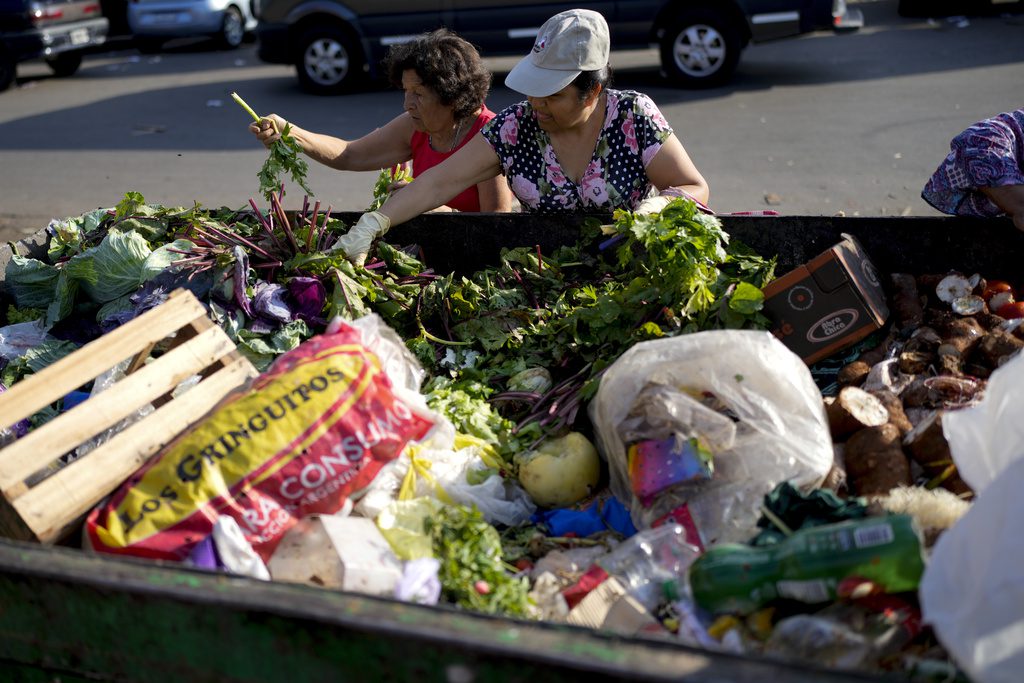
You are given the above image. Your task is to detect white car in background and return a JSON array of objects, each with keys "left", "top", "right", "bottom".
[{"left": 126, "top": 0, "right": 258, "bottom": 50}]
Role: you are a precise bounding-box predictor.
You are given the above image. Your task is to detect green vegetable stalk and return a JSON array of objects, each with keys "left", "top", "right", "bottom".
[
  {"left": 231, "top": 92, "right": 314, "bottom": 201},
  {"left": 370, "top": 164, "right": 413, "bottom": 211}
]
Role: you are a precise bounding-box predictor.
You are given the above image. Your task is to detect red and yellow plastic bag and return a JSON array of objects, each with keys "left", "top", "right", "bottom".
[{"left": 86, "top": 324, "right": 434, "bottom": 561}]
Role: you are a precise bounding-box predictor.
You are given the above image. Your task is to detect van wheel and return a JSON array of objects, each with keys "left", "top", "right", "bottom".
[
  {"left": 659, "top": 8, "right": 742, "bottom": 88},
  {"left": 218, "top": 6, "right": 245, "bottom": 49},
  {"left": 0, "top": 49, "right": 14, "bottom": 92},
  {"left": 295, "top": 25, "right": 363, "bottom": 95},
  {"left": 46, "top": 52, "right": 83, "bottom": 77}
]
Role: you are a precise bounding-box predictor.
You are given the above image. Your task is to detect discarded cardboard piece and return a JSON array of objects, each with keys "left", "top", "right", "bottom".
[
  {"left": 268, "top": 515, "right": 403, "bottom": 596},
  {"left": 566, "top": 577, "right": 660, "bottom": 635}
]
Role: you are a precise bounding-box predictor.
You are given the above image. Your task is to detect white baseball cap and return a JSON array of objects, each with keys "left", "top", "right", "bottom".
[{"left": 504, "top": 9, "right": 610, "bottom": 98}]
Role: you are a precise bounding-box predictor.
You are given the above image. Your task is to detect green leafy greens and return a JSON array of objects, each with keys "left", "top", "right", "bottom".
[{"left": 425, "top": 503, "right": 533, "bottom": 617}]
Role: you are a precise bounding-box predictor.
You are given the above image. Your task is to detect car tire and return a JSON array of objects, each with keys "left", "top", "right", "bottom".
[
  {"left": 0, "top": 48, "right": 14, "bottom": 92},
  {"left": 659, "top": 8, "right": 743, "bottom": 88},
  {"left": 46, "top": 52, "right": 83, "bottom": 77},
  {"left": 218, "top": 6, "right": 245, "bottom": 49},
  {"left": 295, "top": 24, "right": 363, "bottom": 95}
]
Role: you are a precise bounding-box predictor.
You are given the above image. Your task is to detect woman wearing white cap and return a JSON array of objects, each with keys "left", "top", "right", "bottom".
[{"left": 334, "top": 8, "right": 709, "bottom": 265}]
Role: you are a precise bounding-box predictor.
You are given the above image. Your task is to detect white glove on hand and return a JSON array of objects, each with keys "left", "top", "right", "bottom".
[
  {"left": 635, "top": 194, "right": 674, "bottom": 215},
  {"left": 332, "top": 211, "right": 391, "bottom": 266}
]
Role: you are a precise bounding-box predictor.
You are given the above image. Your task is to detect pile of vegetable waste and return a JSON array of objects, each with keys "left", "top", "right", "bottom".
[
  {"left": 0, "top": 187, "right": 778, "bottom": 629},
  {"left": 1, "top": 191, "right": 775, "bottom": 457}
]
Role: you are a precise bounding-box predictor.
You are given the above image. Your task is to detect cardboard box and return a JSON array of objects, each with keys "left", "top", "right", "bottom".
[
  {"left": 762, "top": 234, "right": 889, "bottom": 365},
  {"left": 268, "top": 515, "right": 403, "bottom": 596}
]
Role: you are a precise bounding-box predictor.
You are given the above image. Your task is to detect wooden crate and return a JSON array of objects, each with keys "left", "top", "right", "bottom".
[{"left": 0, "top": 289, "right": 258, "bottom": 543}]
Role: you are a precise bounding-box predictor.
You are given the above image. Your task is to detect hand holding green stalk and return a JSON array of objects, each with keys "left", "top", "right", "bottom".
[{"left": 232, "top": 91, "right": 313, "bottom": 201}]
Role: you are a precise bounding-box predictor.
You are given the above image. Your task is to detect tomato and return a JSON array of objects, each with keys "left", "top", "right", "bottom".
[
  {"left": 996, "top": 301, "right": 1024, "bottom": 319},
  {"left": 513, "top": 558, "right": 534, "bottom": 572},
  {"left": 983, "top": 280, "right": 1016, "bottom": 302}
]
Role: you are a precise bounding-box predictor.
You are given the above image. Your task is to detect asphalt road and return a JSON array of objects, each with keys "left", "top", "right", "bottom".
[{"left": 1, "top": 0, "right": 1022, "bottom": 242}]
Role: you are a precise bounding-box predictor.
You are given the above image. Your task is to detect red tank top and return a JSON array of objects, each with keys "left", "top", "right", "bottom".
[{"left": 409, "top": 107, "right": 495, "bottom": 213}]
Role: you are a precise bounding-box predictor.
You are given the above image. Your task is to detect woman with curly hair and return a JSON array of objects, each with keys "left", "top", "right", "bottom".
[{"left": 249, "top": 29, "right": 512, "bottom": 213}]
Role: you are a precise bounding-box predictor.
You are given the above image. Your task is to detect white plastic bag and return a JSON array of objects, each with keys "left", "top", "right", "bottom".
[
  {"left": 212, "top": 516, "right": 271, "bottom": 581},
  {"left": 920, "top": 351, "right": 1024, "bottom": 683},
  {"left": 589, "top": 330, "right": 833, "bottom": 545},
  {"left": 355, "top": 437, "right": 536, "bottom": 527}
]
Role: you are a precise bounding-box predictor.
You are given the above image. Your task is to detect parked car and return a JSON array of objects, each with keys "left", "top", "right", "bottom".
[
  {"left": 0, "top": 0, "right": 109, "bottom": 91},
  {"left": 254, "top": 0, "right": 863, "bottom": 95},
  {"left": 126, "top": 0, "right": 258, "bottom": 51}
]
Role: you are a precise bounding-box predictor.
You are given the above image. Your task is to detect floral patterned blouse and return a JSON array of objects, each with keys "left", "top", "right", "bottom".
[{"left": 481, "top": 89, "right": 673, "bottom": 212}]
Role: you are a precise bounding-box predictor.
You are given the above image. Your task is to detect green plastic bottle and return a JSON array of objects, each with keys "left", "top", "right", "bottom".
[{"left": 688, "top": 514, "right": 925, "bottom": 615}]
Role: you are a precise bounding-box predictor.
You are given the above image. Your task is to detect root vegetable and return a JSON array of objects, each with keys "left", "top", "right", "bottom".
[
  {"left": 900, "top": 377, "right": 935, "bottom": 409},
  {"left": 975, "top": 312, "right": 1007, "bottom": 331},
  {"left": 868, "top": 389, "right": 913, "bottom": 436},
  {"left": 836, "top": 361, "right": 871, "bottom": 388},
  {"left": 844, "top": 424, "right": 912, "bottom": 496},
  {"left": 903, "top": 411, "right": 973, "bottom": 497},
  {"left": 963, "top": 362, "right": 992, "bottom": 379},
  {"left": 937, "top": 351, "right": 963, "bottom": 376},
  {"left": 898, "top": 351, "right": 934, "bottom": 375},
  {"left": 826, "top": 386, "right": 890, "bottom": 440},
  {"left": 916, "top": 274, "right": 946, "bottom": 307},
  {"left": 891, "top": 273, "right": 925, "bottom": 329},
  {"left": 936, "top": 317, "right": 985, "bottom": 355},
  {"left": 904, "top": 326, "right": 941, "bottom": 354},
  {"left": 975, "top": 329, "right": 1024, "bottom": 368},
  {"left": 856, "top": 328, "right": 900, "bottom": 367}
]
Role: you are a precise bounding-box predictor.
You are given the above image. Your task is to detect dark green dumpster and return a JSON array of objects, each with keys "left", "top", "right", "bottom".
[{"left": 1, "top": 211, "right": 1015, "bottom": 682}]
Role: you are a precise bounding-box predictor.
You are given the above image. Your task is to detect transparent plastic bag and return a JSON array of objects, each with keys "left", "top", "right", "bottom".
[
  {"left": 590, "top": 330, "right": 833, "bottom": 546},
  {"left": 920, "top": 351, "right": 1024, "bottom": 683},
  {"left": 0, "top": 320, "right": 52, "bottom": 362}
]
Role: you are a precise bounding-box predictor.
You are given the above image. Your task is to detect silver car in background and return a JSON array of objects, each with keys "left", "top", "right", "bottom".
[{"left": 126, "top": 0, "right": 258, "bottom": 50}]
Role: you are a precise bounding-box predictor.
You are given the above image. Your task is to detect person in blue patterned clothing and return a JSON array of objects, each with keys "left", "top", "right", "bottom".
[
  {"left": 922, "top": 108, "right": 1024, "bottom": 232},
  {"left": 333, "top": 8, "right": 709, "bottom": 265}
]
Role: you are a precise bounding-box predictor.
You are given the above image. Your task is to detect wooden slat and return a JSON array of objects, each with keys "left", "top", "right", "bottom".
[
  {"left": 0, "top": 290, "right": 208, "bottom": 429},
  {"left": 12, "top": 357, "right": 257, "bottom": 543},
  {"left": 0, "top": 325, "right": 237, "bottom": 493}
]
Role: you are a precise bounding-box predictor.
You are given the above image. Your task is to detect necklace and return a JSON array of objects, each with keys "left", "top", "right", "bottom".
[{"left": 430, "top": 118, "right": 467, "bottom": 154}]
